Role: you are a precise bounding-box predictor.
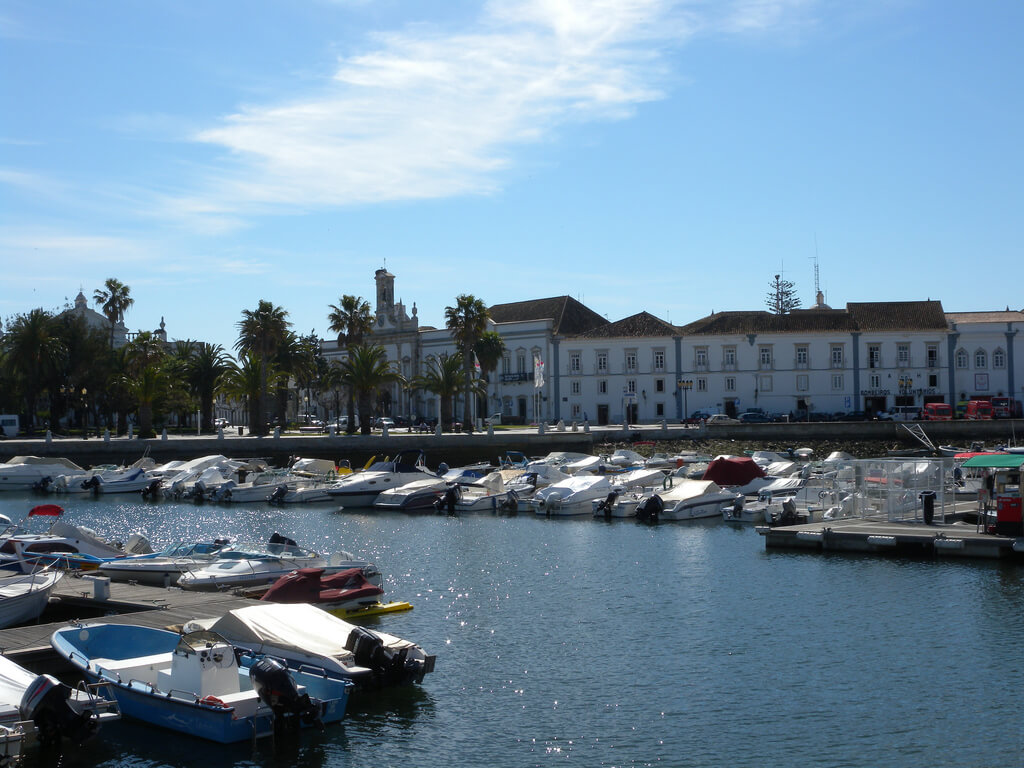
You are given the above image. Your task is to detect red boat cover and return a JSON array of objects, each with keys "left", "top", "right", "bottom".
[
  {"left": 29, "top": 504, "right": 64, "bottom": 517},
  {"left": 261, "top": 567, "right": 383, "bottom": 606},
  {"left": 701, "top": 457, "right": 766, "bottom": 486}
]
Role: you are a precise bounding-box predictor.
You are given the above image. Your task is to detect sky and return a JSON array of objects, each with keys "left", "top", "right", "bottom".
[{"left": 2, "top": 0, "right": 1022, "bottom": 353}]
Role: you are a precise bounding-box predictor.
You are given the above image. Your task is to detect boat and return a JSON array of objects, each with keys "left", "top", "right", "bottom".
[
  {"left": 259, "top": 567, "right": 385, "bottom": 612},
  {"left": 634, "top": 479, "right": 742, "bottom": 522},
  {"left": 434, "top": 470, "right": 521, "bottom": 514},
  {"left": 698, "top": 456, "right": 771, "bottom": 495},
  {"left": 374, "top": 477, "right": 448, "bottom": 511},
  {"left": 0, "top": 652, "right": 120, "bottom": 757},
  {"left": 176, "top": 534, "right": 380, "bottom": 591},
  {"left": 0, "top": 505, "right": 153, "bottom": 572},
  {"left": 325, "top": 449, "right": 436, "bottom": 508},
  {"left": 0, "top": 457, "right": 89, "bottom": 492},
  {"left": 79, "top": 466, "right": 159, "bottom": 495},
  {"left": 0, "top": 569, "right": 63, "bottom": 629},
  {"left": 51, "top": 623, "right": 351, "bottom": 743},
  {"left": 531, "top": 475, "right": 612, "bottom": 516},
  {"left": 183, "top": 602, "right": 436, "bottom": 690},
  {"left": 97, "top": 538, "right": 235, "bottom": 586}
]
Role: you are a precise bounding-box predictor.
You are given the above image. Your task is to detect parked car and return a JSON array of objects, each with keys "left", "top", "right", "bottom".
[
  {"left": 374, "top": 417, "right": 396, "bottom": 430},
  {"left": 835, "top": 411, "right": 868, "bottom": 421},
  {"left": 484, "top": 413, "right": 502, "bottom": 426},
  {"left": 684, "top": 410, "right": 712, "bottom": 424},
  {"left": 705, "top": 414, "right": 739, "bottom": 425},
  {"left": 738, "top": 411, "right": 771, "bottom": 423},
  {"left": 878, "top": 406, "right": 920, "bottom": 421}
]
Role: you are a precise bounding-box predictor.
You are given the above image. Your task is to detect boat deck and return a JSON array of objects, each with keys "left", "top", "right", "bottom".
[{"left": 0, "top": 575, "right": 261, "bottom": 672}]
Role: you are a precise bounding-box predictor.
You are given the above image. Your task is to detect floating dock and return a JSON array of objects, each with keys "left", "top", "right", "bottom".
[{"left": 757, "top": 517, "right": 1021, "bottom": 560}]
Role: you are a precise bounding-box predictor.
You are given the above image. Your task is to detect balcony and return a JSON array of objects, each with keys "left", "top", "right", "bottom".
[{"left": 501, "top": 372, "right": 535, "bottom": 383}]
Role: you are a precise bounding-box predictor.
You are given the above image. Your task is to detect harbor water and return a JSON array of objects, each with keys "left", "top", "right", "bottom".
[{"left": 0, "top": 491, "right": 1019, "bottom": 767}]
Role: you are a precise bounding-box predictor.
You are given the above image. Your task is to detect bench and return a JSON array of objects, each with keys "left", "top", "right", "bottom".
[{"left": 92, "top": 653, "right": 173, "bottom": 683}]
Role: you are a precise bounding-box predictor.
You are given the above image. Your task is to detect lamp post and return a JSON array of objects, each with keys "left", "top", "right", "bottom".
[
  {"left": 677, "top": 379, "right": 693, "bottom": 421},
  {"left": 898, "top": 376, "right": 913, "bottom": 404}
]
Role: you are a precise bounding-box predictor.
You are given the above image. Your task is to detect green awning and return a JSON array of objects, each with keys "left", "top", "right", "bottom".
[{"left": 961, "top": 454, "right": 1024, "bottom": 468}]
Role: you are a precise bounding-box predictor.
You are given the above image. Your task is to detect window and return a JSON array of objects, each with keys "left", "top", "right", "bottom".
[
  {"left": 723, "top": 346, "right": 736, "bottom": 370},
  {"left": 502, "top": 353, "right": 510, "bottom": 374},
  {"left": 570, "top": 380, "right": 581, "bottom": 395},
  {"left": 517, "top": 351, "right": 526, "bottom": 373},
  {"left": 926, "top": 345, "right": 938, "bottom": 368},
  {"left": 724, "top": 377, "right": 735, "bottom": 391},
  {"left": 830, "top": 345, "right": 843, "bottom": 368},
  {"left": 627, "top": 380, "right": 636, "bottom": 393},
  {"left": 956, "top": 348, "right": 968, "bottom": 369},
  {"left": 897, "top": 344, "right": 909, "bottom": 366},
  {"left": 870, "top": 374, "right": 880, "bottom": 389},
  {"left": 869, "top": 345, "right": 880, "bottom": 369},
  {"left": 695, "top": 347, "right": 708, "bottom": 370},
  {"left": 975, "top": 349, "right": 987, "bottom": 369},
  {"left": 697, "top": 378, "right": 708, "bottom": 392},
  {"left": 653, "top": 350, "right": 665, "bottom": 372},
  {"left": 655, "top": 403, "right": 664, "bottom": 417},
  {"left": 993, "top": 349, "right": 1006, "bottom": 368},
  {"left": 625, "top": 351, "right": 637, "bottom": 372},
  {"left": 655, "top": 379, "right": 665, "bottom": 393},
  {"left": 796, "top": 345, "right": 808, "bottom": 369},
  {"left": 831, "top": 374, "right": 843, "bottom": 391},
  {"left": 928, "top": 374, "right": 938, "bottom": 387},
  {"left": 759, "top": 346, "right": 772, "bottom": 370},
  {"left": 796, "top": 374, "right": 809, "bottom": 392},
  {"left": 569, "top": 352, "right": 581, "bottom": 373},
  {"left": 759, "top": 375, "right": 773, "bottom": 393},
  {"left": 598, "top": 380, "right": 607, "bottom": 394},
  {"left": 597, "top": 352, "right": 608, "bottom": 372},
  {"left": 571, "top": 404, "right": 581, "bottom": 419}
]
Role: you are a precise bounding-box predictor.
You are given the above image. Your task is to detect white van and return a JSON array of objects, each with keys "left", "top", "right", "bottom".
[
  {"left": 879, "top": 406, "right": 920, "bottom": 422},
  {"left": 0, "top": 415, "right": 19, "bottom": 438},
  {"left": 484, "top": 413, "right": 502, "bottom": 426}
]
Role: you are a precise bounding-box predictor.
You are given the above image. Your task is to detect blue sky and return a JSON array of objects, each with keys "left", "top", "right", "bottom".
[{"left": 2, "top": 0, "right": 1021, "bottom": 352}]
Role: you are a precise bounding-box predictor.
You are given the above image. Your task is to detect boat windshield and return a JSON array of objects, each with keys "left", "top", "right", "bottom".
[{"left": 215, "top": 541, "right": 316, "bottom": 560}]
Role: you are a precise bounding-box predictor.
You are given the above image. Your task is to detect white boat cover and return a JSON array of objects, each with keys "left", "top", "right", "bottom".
[
  {"left": 661, "top": 479, "right": 729, "bottom": 503},
  {"left": 291, "top": 458, "right": 337, "bottom": 475},
  {"left": 192, "top": 603, "right": 413, "bottom": 657},
  {"left": 0, "top": 654, "right": 35, "bottom": 719},
  {"left": 1, "top": 456, "right": 84, "bottom": 471}
]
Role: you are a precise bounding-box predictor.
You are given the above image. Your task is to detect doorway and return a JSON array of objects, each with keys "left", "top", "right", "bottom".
[{"left": 597, "top": 404, "right": 609, "bottom": 426}]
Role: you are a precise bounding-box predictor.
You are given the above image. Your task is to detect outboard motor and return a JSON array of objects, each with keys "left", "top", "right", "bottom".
[
  {"left": 249, "top": 657, "right": 322, "bottom": 730},
  {"left": 32, "top": 476, "right": 54, "bottom": 494},
  {"left": 83, "top": 475, "right": 102, "bottom": 494},
  {"left": 268, "top": 484, "right": 289, "bottom": 505},
  {"left": 776, "top": 497, "right": 798, "bottom": 526},
  {"left": 500, "top": 489, "right": 519, "bottom": 514},
  {"left": 635, "top": 494, "right": 664, "bottom": 524},
  {"left": 141, "top": 478, "right": 162, "bottom": 500},
  {"left": 595, "top": 489, "right": 621, "bottom": 519},
  {"left": 20, "top": 674, "right": 98, "bottom": 747},
  {"left": 437, "top": 484, "right": 460, "bottom": 515}
]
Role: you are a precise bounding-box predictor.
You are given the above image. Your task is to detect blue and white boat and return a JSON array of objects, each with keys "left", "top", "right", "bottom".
[{"left": 51, "top": 623, "right": 353, "bottom": 743}]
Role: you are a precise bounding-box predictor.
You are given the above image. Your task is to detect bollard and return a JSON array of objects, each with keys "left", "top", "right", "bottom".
[
  {"left": 487, "top": 424, "right": 494, "bottom": 437},
  {"left": 329, "top": 426, "right": 336, "bottom": 437},
  {"left": 583, "top": 420, "right": 590, "bottom": 433},
  {"left": 128, "top": 424, "right": 133, "bottom": 440},
  {"left": 217, "top": 427, "right": 224, "bottom": 440},
  {"left": 104, "top": 428, "right": 111, "bottom": 442},
  {"left": 435, "top": 424, "right": 442, "bottom": 437},
  {"left": 382, "top": 425, "right": 389, "bottom": 437},
  {"left": 45, "top": 430, "right": 52, "bottom": 444},
  {"left": 161, "top": 428, "right": 168, "bottom": 441},
  {"left": 538, "top": 422, "right": 546, "bottom": 435},
  {"left": 273, "top": 426, "right": 280, "bottom": 439}
]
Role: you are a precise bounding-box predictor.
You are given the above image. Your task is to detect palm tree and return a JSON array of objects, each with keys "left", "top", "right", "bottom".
[
  {"left": 123, "top": 332, "right": 169, "bottom": 438},
  {"left": 221, "top": 353, "right": 283, "bottom": 434},
  {"left": 1, "top": 309, "right": 65, "bottom": 432},
  {"left": 327, "top": 295, "right": 373, "bottom": 434},
  {"left": 474, "top": 330, "right": 506, "bottom": 422},
  {"left": 409, "top": 353, "right": 470, "bottom": 430},
  {"left": 320, "top": 361, "right": 345, "bottom": 425},
  {"left": 445, "top": 294, "right": 489, "bottom": 431},
  {"left": 235, "top": 301, "right": 291, "bottom": 435},
  {"left": 186, "top": 343, "right": 234, "bottom": 432},
  {"left": 93, "top": 278, "right": 134, "bottom": 349},
  {"left": 338, "top": 345, "right": 404, "bottom": 436}
]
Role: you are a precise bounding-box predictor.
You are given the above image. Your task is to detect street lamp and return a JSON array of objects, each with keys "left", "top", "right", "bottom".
[
  {"left": 677, "top": 379, "right": 693, "bottom": 420},
  {"left": 898, "top": 376, "right": 913, "bottom": 403}
]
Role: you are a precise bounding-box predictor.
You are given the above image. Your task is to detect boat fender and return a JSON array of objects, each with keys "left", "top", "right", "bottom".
[
  {"left": 636, "top": 494, "right": 663, "bottom": 523},
  {"left": 198, "top": 695, "right": 228, "bottom": 708},
  {"left": 250, "top": 656, "right": 322, "bottom": 729},
  {"left": 20, "top": 674, "right": 98, "bottom": 747}
]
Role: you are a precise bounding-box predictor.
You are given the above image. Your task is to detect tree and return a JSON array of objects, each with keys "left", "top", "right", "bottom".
[
  {"left": 221, "top": 353, "right": 284, "bottom": 435},
  {"left": 474, "top": 330, "right": 506, "bottom": 420},
  {"left": 1, "top": 309, "right": 65, "bottom": 432},
  {"left": 444, "top": 294, "right": 489, "bottom": 431},
  {"left": 186, "top": 343, "right": 234, "bottom": 432},
  {"left": 766, "top": 274, "right": 801, "bottom": 314},
  {"left": 327, "top": 295, "right": 373, "bottom": 433},
  {"left": 409, "top": 353, "right": 474, "bottom": 430},
  {"left": 338, "top": 345, "right": 405, "bottom": 436},
  {"left": 122, "top": 331, "right": 169, "bottom": 438},
  {"left": 235, "top": 301, "right": 291, "bottom": 435},
  {"left": 93, "top": 278, "right": 134, "bottom": 349}
]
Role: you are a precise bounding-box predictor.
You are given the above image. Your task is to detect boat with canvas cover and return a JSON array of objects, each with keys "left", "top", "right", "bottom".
[
  {"left": 51, "top": 623, "right": 349, "bottom": 743},
  {"left": 183, "top": 602, "right": 435, "bottom": 691},
  {"left": 0, "top": 457, "right": 88, "bottom": 492},
  {"left": 530, "top": 475, "right": 613, "bottom": 516},
  {"left": 634, "top": 479, "right": 742, "bottom": 522}
]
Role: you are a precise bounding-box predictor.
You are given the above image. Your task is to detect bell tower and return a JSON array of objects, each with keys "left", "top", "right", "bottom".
[{"left": 375, "top": 267, "right": 395, "bottom": 322}]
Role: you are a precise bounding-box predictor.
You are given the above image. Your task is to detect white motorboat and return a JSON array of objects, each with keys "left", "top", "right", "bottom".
[
  {"left": 97, "top": 538, "right": 235, "bottom": 586},
  {"left": 81, "top": 466, "right": 159, "bottom": 495},
  {"left": 325, "top": 449, "right": 435, "bottom": 508},
  {"left": 183, "top": 602, "right": 436, "bottom": 691},
  {"left": 374, "top": 477, "right": 449, "bottom": 511},
  {"left": 0, "top": 569, "right": 63, "bottom": 629},
  {"left": 591, "top": 469, "right": 672, "bottom": 518},
  {"left": 634, "top": 479, "right": 742, "bottom": 522},
  {"left": 531, "top": 475, "right": 612, "bottom": 516},
  {"left": 436, "top": 471, "right": 519, "bottom": 514},
  {"left": 176, "top": 535, "right": 380, "bottom": 591},
  {"left": 0, "top": 457, "right": 88, "bottom": 492},
  {"left": 506, "top": 465, "right": 572, "bottom": 513}
]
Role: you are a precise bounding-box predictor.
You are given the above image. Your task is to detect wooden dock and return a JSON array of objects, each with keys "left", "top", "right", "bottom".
[
  {"left": 757, "top": 516, "right": 1022, "bottom": 559},
  {"left": 0, "top": 575, "right": 262, "bottom": 673}
]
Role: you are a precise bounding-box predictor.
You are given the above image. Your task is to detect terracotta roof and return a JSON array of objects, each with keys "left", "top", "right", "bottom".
[
  {"left": 946, "top": 310, "right": 1024, "bottom": 324},
  {"left": 576, "top": 311, "right": 677, "bottom": 339},
  {"left": 488, "top": 296, "right": 607, "bottom": 336},
  {"left": 846, "top": 301, "right": 947, "bottom": 330}
]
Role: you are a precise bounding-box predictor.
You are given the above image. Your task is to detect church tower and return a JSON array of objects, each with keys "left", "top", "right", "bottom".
[{"left": 375, "top": 268, "right": 395, "bottom": 323}]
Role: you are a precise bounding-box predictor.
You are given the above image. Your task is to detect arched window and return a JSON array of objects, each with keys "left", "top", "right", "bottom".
[
  {"left": 955, "top": 348, "right": 968, "bottom": 369},
  {"left": 993, "top": 348, "right": 1006, "bottom": 369},
  {"left": 974, "top": 349, "right": 987, "bottom": 369}
]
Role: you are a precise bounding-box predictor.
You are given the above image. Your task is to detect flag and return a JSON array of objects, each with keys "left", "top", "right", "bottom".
[
  {"left": 474, "top": 356, "right": 481, "bottom": 375},
  {"left": 534, "top": 354, "right": 544, "bottom": 388}
]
